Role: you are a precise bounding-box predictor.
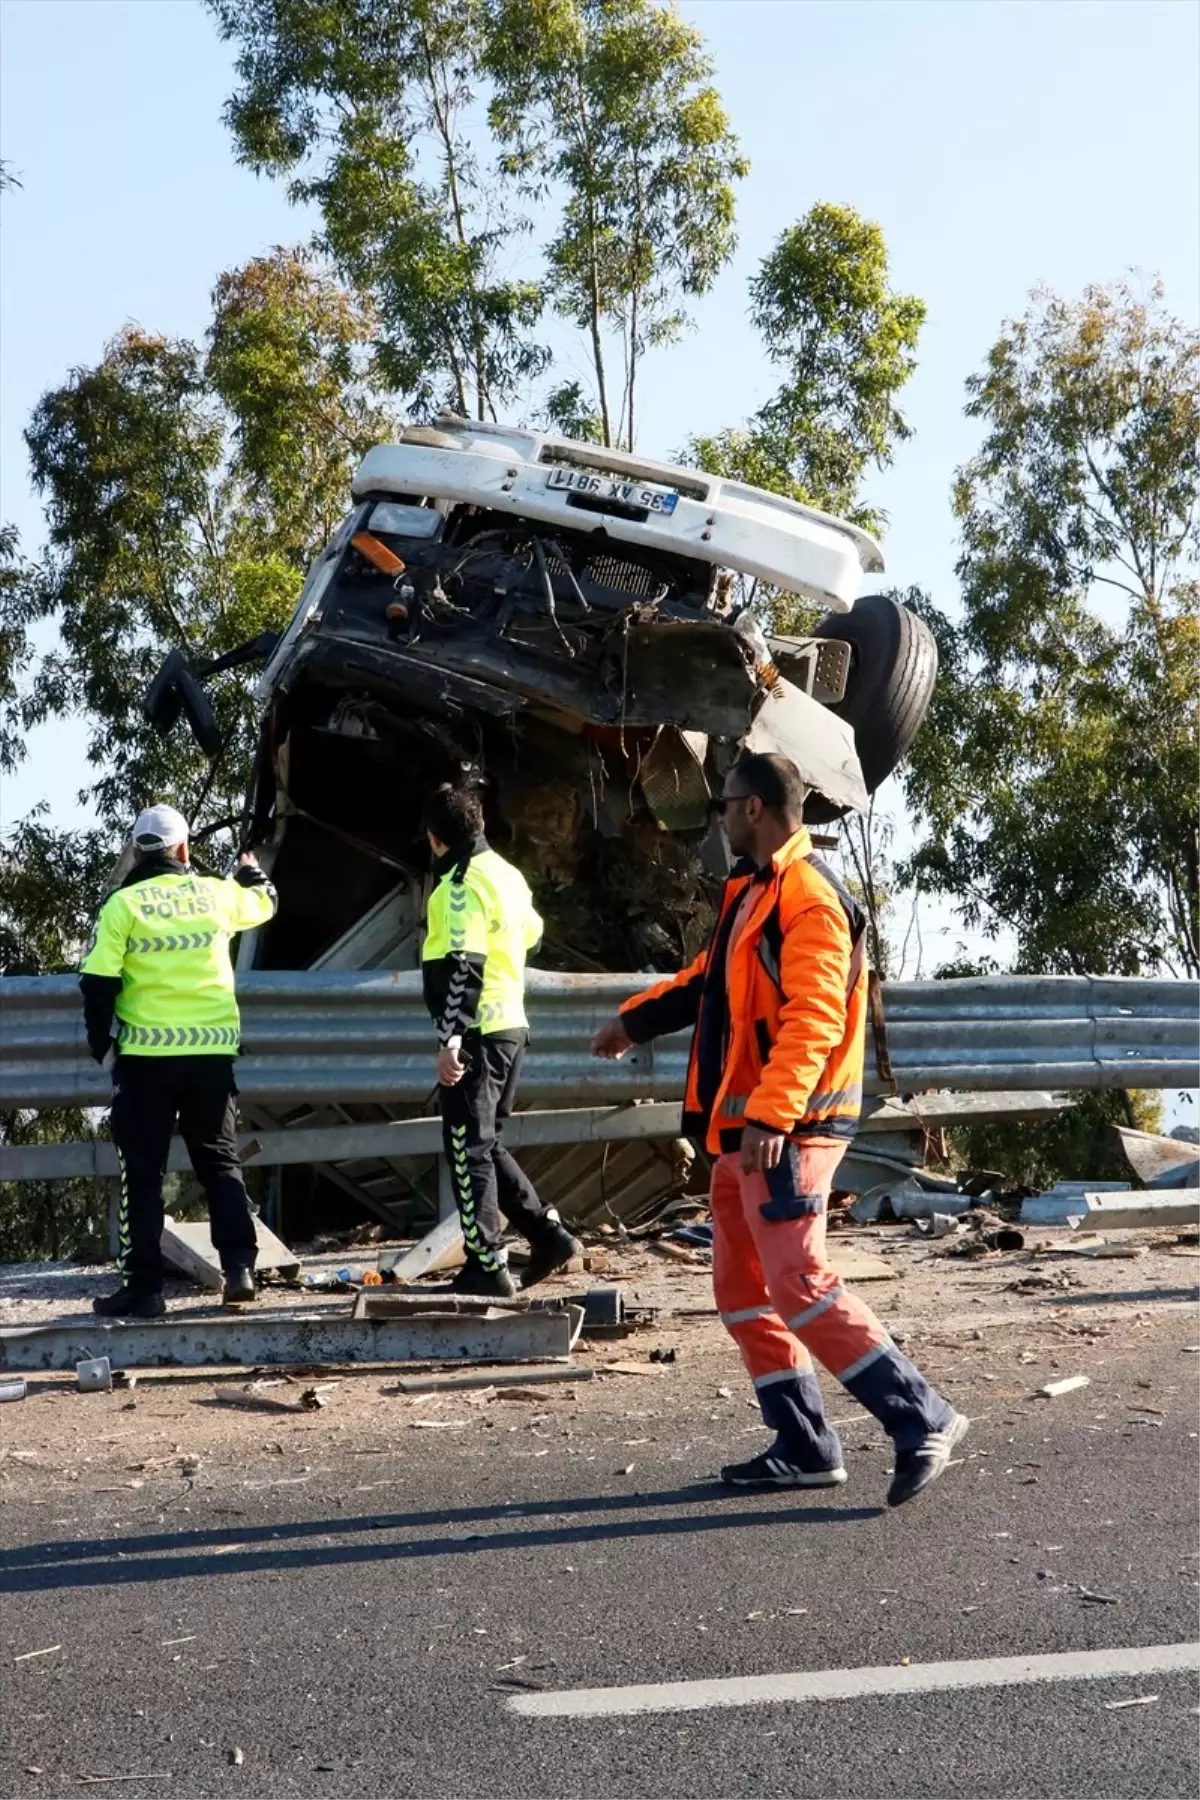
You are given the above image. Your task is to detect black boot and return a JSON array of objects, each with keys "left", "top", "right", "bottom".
[
  {"left": 521, "top": 1222, "right": 583, "bottom": 1291},
  {"left": 450, "top": 1258, "right": 517, "bottom": 1299},
  {"left": 222, "top": 1266, "right": 257, "bottom": 1305},
  {"left": 93, "top": 1286, "right": 165, "bottom": 1318}
]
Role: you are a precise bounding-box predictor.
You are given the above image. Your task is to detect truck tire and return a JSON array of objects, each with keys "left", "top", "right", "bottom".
[{"left": 804, "top": 594, "right": 937, "bottom": 823}]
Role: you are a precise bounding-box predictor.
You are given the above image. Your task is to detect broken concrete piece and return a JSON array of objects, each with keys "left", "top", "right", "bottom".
[
  {"left": 1036, "top": 1376, "right": 1091, "bottom": 1399},
  {"left": 161, "top": 1214, "right": 299, "bottom": 1290},
  {"left": 383, "top": 1215, "right": 466, "bottom": 1283}
]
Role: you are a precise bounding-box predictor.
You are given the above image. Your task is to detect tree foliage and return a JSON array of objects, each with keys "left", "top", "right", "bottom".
[
  {"left": 690, "top": 203, "right": 925, "bottom": 533},
  {"left": 209, "top": 0, "right": 547, "bottom": 420},
  {"left": 7, "top": 249, "right": 396, "bottom": 848},
  {"left": 486, "top": 0, "right": 747, "bottom": 448},
  {"left": 903, "top": 281, "right": 1200, "bottom": 977}
]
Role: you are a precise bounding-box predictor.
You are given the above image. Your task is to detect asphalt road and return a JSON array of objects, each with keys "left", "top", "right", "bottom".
[{"left": 1, "top": 1321, "right": 1197, "bottom": 1798}]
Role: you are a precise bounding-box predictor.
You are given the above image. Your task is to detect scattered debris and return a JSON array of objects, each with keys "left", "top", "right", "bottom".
[
  {"left": 1075, "top": 1585, "right": 1120, "bottom": 1605},
  {"left": 76, "top": 1356, "right": 112, "bottom": 1393},
  {"left": 384, "top": 1215, "right": 466, "bottom": 1283},
  {"left": 393, "top": 1366, "right": 588, "bottom": 1396},
  {"left": 914, "top": 1214, "right": 965, "bottom": 1240},
  {"left": 229, "top": 1748, "right": 245, "bottom": 1766},
  {"left": 161, "top": 1214, "right": 298, "bottom": 1290},
  {"left": 604, "top": 1360, "right": 665, "bottom": 1377},
  {"left": 0, "top": 1302, "right": 575, "bottom": 1369},
  {"left": 77, "top": 1775, "right": 174, "bottom": 1786},
  {"left": 1102, "top": 1695, "right": 1159, "bottom": 1710},
  {"left": 648, "top": 1347, "right": 677, "bottom": 1364},
  {"left": 828, "top": 1247, "right": 898, "bottom": 1282},
  {"left": 14, "top": 1645, "right": 61, "bottom": 1662},
  {"left": 1036, "top": 1376, "right": 1091, "bottom": 1399}
]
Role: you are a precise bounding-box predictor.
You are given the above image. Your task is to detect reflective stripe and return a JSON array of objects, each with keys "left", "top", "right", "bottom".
[
  {"left": 723, "top": 1094, "right": 749, "bottom": 1119},
  {"left": 787, "top": 1287, "right": 843, "bottom": 1331},
  {"left": 753, "top": 1368, "right": 802, "bottom": 1391},
  {"left": 723, "top": 1304, "right": 776, "bottom": 1327},
  {"left": 837, "top": 1343, "right": 890, "bottom": 1384},
  {"left": 127, "top": 932, "right": 216, "bottom": 954},
  {"left": 115, "top": 1144, "right": 132, "bottom": 1278},
  {"left": 447, "top": 1122, "right": 501, "bottom": 1272},
  {"left": 805, "top": 1085, "right": 863, "bottom": 1114},
  {"left": 118, "top": 1023, "right": 239, "bottom": 1049},
  {"left": 448, "top": 882, "right": 469, "bottom": 955}
]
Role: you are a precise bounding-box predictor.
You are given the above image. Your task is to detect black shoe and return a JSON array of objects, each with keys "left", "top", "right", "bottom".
[
  {"left": 521, "top": 1224, "right": 583, "bottom": 1291},
  {"left": 450, "top": 1260, "right": 517, "bottom": 1300},
  {"left": 92, "top": 1286, "right": 165, "bottom": 1318},
  {"left": 222, "top": 1266, "right": 257, "bottom": 1305},
  {"left": 721, "top": 1444, "right": 848, "bottom": 1489},
  {"left": 887, "top": 1412, "right": 970, "bottom": 1508}
]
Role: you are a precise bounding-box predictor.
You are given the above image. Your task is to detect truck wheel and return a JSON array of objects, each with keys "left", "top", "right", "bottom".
[{"left": 804, "top": 594, "right": 937, "bottom": 823}]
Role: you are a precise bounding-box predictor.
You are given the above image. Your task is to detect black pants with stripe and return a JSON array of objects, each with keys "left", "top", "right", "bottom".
[
  {"left": 439, "top": 1030, "right": 556, "bottom": 1271},
  {"left": 109, "top": 1054, "right": 257, "bottom": 1291}
]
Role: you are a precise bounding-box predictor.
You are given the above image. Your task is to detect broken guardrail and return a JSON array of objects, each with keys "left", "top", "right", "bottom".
[
  {"left": 0, "top": 1301, "right": 580, "bottom": 1373},
  {"left": 2, "top": 971, "right": 1196, "bottom": 1113}
]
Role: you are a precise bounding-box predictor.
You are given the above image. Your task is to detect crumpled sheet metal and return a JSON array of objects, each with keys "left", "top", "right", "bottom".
[{"left": 744, "top": 677, "right": 869, "bottom": 813}]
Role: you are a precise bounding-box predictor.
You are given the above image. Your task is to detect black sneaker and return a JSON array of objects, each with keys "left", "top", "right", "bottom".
[
  {"left": 450, "top": 1260, "right": 517, "bottom": 1300},
  {"left": 521, "top": 1224, "right": 583, "bottom": 1291},
  {"left": 92, "top": 1287, "right": 165, "bottom": 1318},
  {"left": 721, "top": 1448, "right": 848, "bottom": 1489},
  {"left": 887, "top": 1412, "right": 970, "bottom": 1508},
  {"left": 222, "top": 1266, "right": 257, "bottom": 1306}
]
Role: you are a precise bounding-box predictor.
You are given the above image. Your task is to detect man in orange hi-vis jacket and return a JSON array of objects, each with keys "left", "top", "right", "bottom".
[{"left": 592, "top": 752, "right": 966, "bottom": 1508}]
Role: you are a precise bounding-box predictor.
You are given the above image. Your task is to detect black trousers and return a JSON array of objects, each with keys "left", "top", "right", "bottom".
[
  {"left": 109, "top": 1055, "right": 257, "bottom": 1291},
  {"left": 439, "top": 1029, "right": 556, "bottom": 1271}
]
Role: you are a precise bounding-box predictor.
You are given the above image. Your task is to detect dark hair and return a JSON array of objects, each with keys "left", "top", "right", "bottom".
[
  {"left": 424, "top": 782, "right": 484, "bottom": 846},
  {"left": 730, "top": 752, "right": 808, "bottom": 821}
]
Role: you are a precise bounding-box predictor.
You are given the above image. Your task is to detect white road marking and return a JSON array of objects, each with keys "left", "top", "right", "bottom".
[{"left": 507, "top": 1642, "right": 1200, "bottom": 1719}]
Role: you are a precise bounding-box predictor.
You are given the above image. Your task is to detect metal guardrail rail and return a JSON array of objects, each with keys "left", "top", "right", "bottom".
[{"left": 2, "top": 971, "right": 1197, "bottom": 1112}]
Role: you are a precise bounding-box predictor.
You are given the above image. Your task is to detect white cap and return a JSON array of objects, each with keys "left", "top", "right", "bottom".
[{"left": 131, "top": 803, "right": 190, "bottom": 851}]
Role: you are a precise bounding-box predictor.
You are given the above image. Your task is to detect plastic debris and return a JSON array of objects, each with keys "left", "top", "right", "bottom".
[
  {"left": 1036, "top": 1376, "right": 1091, "bottom": 1399},
  {"left": 75, "top": 1356, "right": 112, "bottom": 1393}
]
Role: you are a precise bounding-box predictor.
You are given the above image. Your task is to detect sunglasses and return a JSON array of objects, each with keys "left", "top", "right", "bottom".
[{"left": 710, "top": 793, "right": 752, "bottom": 815}]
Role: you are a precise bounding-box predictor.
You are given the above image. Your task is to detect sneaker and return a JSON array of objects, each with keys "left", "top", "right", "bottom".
[
  {"left": 222, "top": 1266, "right": 257, "bottom": 1306},
  {"left": 721, "top": 1448, "right": 848, "bottom": 1489},
  {"left": 449, "top": 1260, "right": 517, "bottom": 1300},
  {"left": 887, "top": 1412, "right": 970, "bottom": 1508},
  {"left": 92, "top": 1286, "right": 166, "bottom": 1318},
  {"left": 521, "top": 1224, "right": 583, "bottom": 1291}
]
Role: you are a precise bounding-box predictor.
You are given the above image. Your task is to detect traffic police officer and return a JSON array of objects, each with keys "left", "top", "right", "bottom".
[
  {"left": 80, "top": 804, "right": 278, "bottom": 1316},
  {"left": 422, "top": 783, "right": 581, "bottom": 1298}
]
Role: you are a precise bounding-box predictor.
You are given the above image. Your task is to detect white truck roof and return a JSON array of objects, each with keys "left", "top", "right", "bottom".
[{"left": 350, "top": 419, "right": 883, "bottom": 612}]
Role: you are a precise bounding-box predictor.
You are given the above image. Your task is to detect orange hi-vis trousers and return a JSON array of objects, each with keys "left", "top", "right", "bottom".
[{"left": 711, "top": 1144, "right": 954, "bottom": 1465}]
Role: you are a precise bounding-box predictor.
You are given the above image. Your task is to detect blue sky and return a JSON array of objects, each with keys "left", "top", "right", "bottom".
[{"left": 1, "top": 0, "right": 1197, "bottom": 976}]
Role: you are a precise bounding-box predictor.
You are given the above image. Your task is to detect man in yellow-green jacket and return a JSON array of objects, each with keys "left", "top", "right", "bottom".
[
  {"left": 422, "top": 784, "right": 580, "bottom": 1298},
  {"left": 79, "top": 804, "right": 277, "bottom": 1317}
]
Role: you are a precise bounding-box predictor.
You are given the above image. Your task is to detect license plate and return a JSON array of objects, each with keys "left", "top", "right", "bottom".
[{"left": 545, "top": 467, "right": 679, "bottom": 515}]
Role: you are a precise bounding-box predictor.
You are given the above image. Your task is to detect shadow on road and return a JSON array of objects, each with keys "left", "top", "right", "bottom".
[{"left": 0, "top": 1483, "right": 882, "bottom": 1594}]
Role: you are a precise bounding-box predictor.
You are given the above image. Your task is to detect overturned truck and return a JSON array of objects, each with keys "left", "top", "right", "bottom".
[{"left": 145, "top": 421, "right": 937, "bottom": 1228}]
